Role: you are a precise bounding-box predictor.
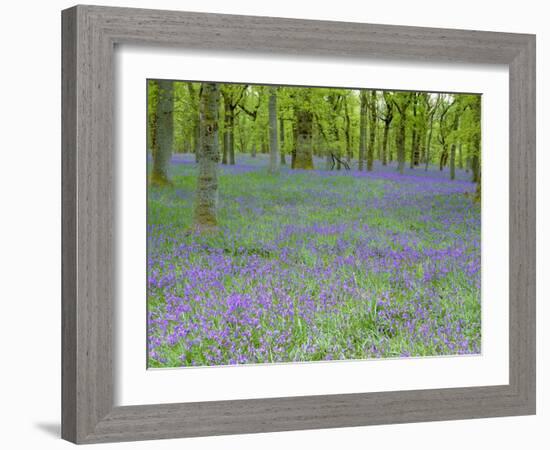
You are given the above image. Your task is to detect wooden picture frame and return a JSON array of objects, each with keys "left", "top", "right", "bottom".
[{"left": 61, "top": 4, "right": 536, "bottom": 444}]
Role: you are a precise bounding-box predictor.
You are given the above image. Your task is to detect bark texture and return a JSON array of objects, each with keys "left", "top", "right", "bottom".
[
  {"left": 359, "top": 90, "right": 367, "bottom": 171},
  {"left": 293, "top": 110, "right": 314, "bottom": 170},
  {"left": 449, "top": 113, "right": 460, "bottom": 180},
  {"left": 186, "top": 83, "right": 200, "bottom": 162},
  {"left": 194, "top": 83, "right": 220, "bottom": 230},
  {"left": 151, "top": 80, "right": 173, "bottom": 186},
  {"left": 381, "top": 93, "right": 394, "bottom": 166},
  {"left": 367, "top": 90, "right": 377, "bottom": 171},
  {"left": 268, "top": 87, "right": 279, "bottom": 173},
  {"left": 279, "top": 118, "right": 286, "bottom": 165},
  {"left": 393, "top": 93, "right": 412, "bottom": 174},
  {"left": 396, "top": 118, "right": 406, "bottom": 174}
]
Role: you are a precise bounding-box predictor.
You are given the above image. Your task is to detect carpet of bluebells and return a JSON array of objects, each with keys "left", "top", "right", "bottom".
[{"left": 147, "top": 154, "right": 481, "bottom": 368}]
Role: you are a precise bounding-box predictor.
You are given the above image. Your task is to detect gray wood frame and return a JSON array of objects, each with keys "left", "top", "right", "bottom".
[{"left": 62, "top": 4, "right": 536, "bottom": 444}]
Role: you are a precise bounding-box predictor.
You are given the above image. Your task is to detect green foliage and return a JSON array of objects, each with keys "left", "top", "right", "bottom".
[{"left": 147, "top": 80, "right": 481, "bottom": 181}]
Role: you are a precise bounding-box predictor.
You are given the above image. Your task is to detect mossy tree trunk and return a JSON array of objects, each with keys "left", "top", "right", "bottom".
[
  {"left": 381, "top": 92, "right": 394, "bottom": 166},
  {"left": 268, "top": 87, "right": 279, "bottom": 173},
  {"left": 471, "top": 153, "right": 480, "bottom": 182},
  {"left": 396, "top": 117, "right": 406, "bottom": 174},
  {"left": 382, "top": 121, "right": 390, "bottom": 166},
  {"left": 279, "top": 118, "right": 286, "bottom": 165},
  {"left": 147, "top": 80, "right": 158, "bottom": 161},
  {"left": 436, "top": 97, "right": 456, "bottom": 172},
  {"left": 194, "top": 83, "right": 220, "bottom": 230},
  {"left": 410, "top": 93, "right": 420, "bottom": 168},
  {"left": 393, "top": 92, "right": 412, "bottom": 175},
  {"left": 293, "top": 109, "right": 314, "bottom": 170},
  {"left": 228, "top": 110, "right": 236, "bottom": 165},
  {"left": 344, "top": 96, "right": 353, "bottom": 163},
  {"left": 439, "top": 146, "right": 449, "bottom": 171},
  {"left": 449, "top": 143, "right": 456, "bottom": 179},
  {"left": 222, "top": 104, "right": 236, "bottom": 165},
  {"left": 424, "top": 95, "right": 440, "bottom": 171},
  {"left": 151, "top": 80, "right": 173, "bottom": 186},
  {"left": 186, "top": 83, "right": 200, "bottom": 162},
  {"left": 359, "top": 89, "right": 367, "bottom": 171},
  {"left": 222, "top": 106, "right": 229, "bottom": 165},
  {"left": 367, "top": 90, "right": 377, "bottom": 171},
  {"left": 328, "top": 93, "right": 343, "bottom": 170},
  {"left": 449, "top": 111, "right": 460, "bottom": 180},
  {"left": 335, "top": 127, "right": 342, "bottom": 170},
  {"left": 221, "top": 85, "right": 247, "bottom": 165}
]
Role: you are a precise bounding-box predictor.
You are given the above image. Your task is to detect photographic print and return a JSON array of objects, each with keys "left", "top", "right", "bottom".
[{"left": 146, "top": 80, "right": 482, "bottom": 368}]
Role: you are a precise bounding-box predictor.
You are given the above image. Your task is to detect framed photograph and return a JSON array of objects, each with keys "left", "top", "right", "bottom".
[{"left": 62, "top": 5, "right": 536, "bottom": 444}]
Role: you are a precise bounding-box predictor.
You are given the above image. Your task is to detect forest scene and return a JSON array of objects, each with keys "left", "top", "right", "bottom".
[{"left": 147, "top": 79, "right": 482, "bottom": 368}]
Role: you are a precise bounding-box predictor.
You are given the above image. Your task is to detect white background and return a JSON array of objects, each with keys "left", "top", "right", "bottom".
[
  {"left": 0, "top": 0, "right": 547, "bottom": 449},
  {"left": 116, "top": 48, "right": 509, "bottom": 405}
]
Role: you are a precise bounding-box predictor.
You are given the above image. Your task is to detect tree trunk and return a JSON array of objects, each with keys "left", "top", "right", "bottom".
[
  {"left": 194, "top": 120, "right": 200, "bottom": 162},
  {"left": 279, "top": 118, "right": 286, "bottom": 165},
  {"left": 418, "top": 126, "right": 426, "bottom": 167},
  {"left": 268, "top": 88, "right": 279, "bottom": 173},
  {"left": 439, "top": 146, "right": 448, "bottom": 171},
  {"left": 449, "top": 114, "right": 459, "bottom": 180},
  {"left": 382, "top": 121, "right": 390, "bottom": 166},
  {"left": 450, "top": 143, "right": 456, "bottom": 180},
  {"left": 222, "top": 105, "right": 229, "bottom": 165},
  {"left": 410, "top": 94, "right": 419, "bottom": 168},
  {"left": 397, "top": 118, "right": 406, "bottom": 174},
  {"left": 194, "top": 83, "right": 220, "bottom": 230},
  {"left": 293, "top": 110, "right": 314, "bottom": 169},
  {"left": 228, "top": 110, "right": 235, "bottom": 165},
  {"left": 151, "top": 80, "right": 173, "bottom": 186},
  {"left": 471, "top": 153, "right": 480, "bottom": 183},
  {"left": 472, "top": 137, "right": 481, "bottom": 201},
  {"left": 425, "top": 120, "right": 434, "bottom": 171},
  {"left": 186, "top": 83, "right": 200, "bottom": 163},
  {"left": 367, "top": 90, "right": 377, "bottom": 171},
  {"left": 359, "top": 90, "right": 367, "bottom": 171},
  {"left": 237, "top": 115, "right": 247, "bottom": 157},
  {"left": 410, "top": 130, "right": 416, "bottom": 169},
  {"left": 344, "top": 99, "right": 352, "bottom": 163},
  {"left": 334, "top": 126, "right": 341, "bottom": 170},
  {"left": 148, "top": 81, "right": 158, "bottom": 163}
]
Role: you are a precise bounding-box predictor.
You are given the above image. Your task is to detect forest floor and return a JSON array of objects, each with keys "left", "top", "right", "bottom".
[{"left": 147, "top": 154, "right": 481, "bottom": 367}]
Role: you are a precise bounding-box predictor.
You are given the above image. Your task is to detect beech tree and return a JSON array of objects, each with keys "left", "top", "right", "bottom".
[
  {"left": 424, "top": 93, "right": 442, "bottom": 171},
  {"left": 150, "top": 80, "right": 174, "bottom": 186},
  {"left": 186, "top": 83, "right": 200, "bottom": 161},
  {"left": 293, "top": 107, "right": 314, "bottom": 170},
  {"left": 437, "top": 96, "right": 457, "bottom": 171},
  {"left": 194, "top": 83, "right": 220, "bottom": 230},
  {"left": 358, "top": 89, "right": 368, "bottom": 171},
  {"left": 238, "top": 86, "right": 263, "bottom": 158},
  {"left": 380, "top": 92, "right": 394, "bottom": 166},
  {"left": 393, "top": 92, "right": 413, "bottom": 174},
  {"left": 221, "top": 85, "right": 247, "bottom": 165},
  {"left": 367, "top": 90, "right": 377, "bottom": 171},
  {"left": 268, "top": 87, "right": 279, "bottom": 173}
]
